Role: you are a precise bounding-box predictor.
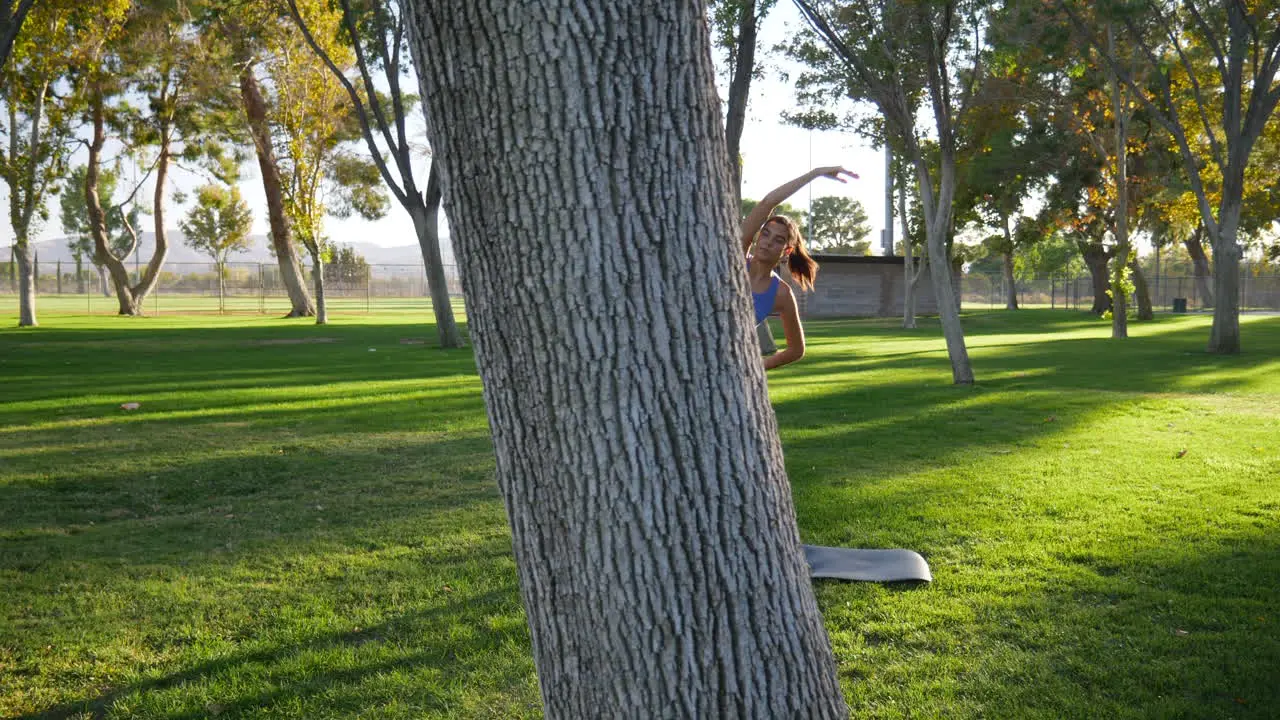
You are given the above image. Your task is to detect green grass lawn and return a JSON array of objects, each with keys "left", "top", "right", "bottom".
[{"left": 2, "top": 307, "right": 1277, "bottom": 719}]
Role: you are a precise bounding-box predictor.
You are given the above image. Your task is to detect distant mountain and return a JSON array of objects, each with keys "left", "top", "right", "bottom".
[{"left": 16, "top": 231, "right": 452, "bottom": 268}]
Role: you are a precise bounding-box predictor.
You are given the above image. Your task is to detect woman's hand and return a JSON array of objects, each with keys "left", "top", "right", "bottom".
[{"left": 811, "top": 166, "right": 858, "bottom": 183}]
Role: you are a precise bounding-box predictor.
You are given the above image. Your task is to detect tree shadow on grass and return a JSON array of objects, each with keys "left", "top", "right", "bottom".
[
  {"left": 12, "top": 584, "right": 539, "bottom": 720},
  {"left": 0, "top": 429, "right": 501, "bottom": 566}
]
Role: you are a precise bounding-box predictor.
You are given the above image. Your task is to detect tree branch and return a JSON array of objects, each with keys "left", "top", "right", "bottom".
[
  {"left": 284, "top": 0, "right": 409, "bottom": 209},
  {"left": 1180, "top": 1, "right": 1227, "bottom": 80}
]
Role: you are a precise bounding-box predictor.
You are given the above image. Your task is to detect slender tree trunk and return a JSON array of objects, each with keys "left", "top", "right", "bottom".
[
  {"left": 1184, "top": 227, "right": 1214, "bottom": 308},
  {"left": 129, "top": 131, "right": 172, "bottom": 308},
  {"left": 1001, "top": 250, "right": 1018, "bottom": 310},
  {"left": 900, "top": 180, "right": 919, "bottom": 329},
  {"left": 239, "top": 66, "right": 315, "bottom": 318},
  {"left": 1000, "top": 213, "right": 1018, "bottom": 310},
  {"left": 903, "top": 253, "right": 920, "bottom": 328},
  {"left": 912, "top": 156, "right": 973, "bottom": 384},
  {"left": 721, "top": 1, "right": 775, "bottom": 359},
  {"left": 404, "top": 1, "right": 848, "bottom": 717},
  {"left": 409, "top": 165, "right": 464, "bottom": 347},
  {"left": 14, "top": 238, "right": 35, "bottom": 326},
  {"left": 97, "top": 264, "right": 110, "bottom": 296},
  {"left": 1129, "top": 259, "right": 1153, "bottom": 321},
  {"left": 74, "top": 256, "right": 85, "bottom": 294},
  {"left": 85, "top": 86, "right": 139, "bottom": 316},
  {"left": 310, "top": 250, "right": 327, "bottom": 325},
  {"left": 1107, "top": 24, "right": 1129, "bottom": 339},
  {"left": 724, "top": 0, "right": 757, "bottom": 207},
  {"left": 217, "top": 260, "right": 226, "bottom": 314}
]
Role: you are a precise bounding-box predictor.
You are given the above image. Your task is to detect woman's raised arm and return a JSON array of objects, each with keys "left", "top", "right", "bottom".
[{"left": 739, "top": 166, "right": 857, "bottom": 255}]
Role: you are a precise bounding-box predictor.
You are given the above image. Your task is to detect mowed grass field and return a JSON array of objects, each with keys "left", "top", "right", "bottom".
[{"left": 1, "top": 303, "right": 1278, "bottom": 719}]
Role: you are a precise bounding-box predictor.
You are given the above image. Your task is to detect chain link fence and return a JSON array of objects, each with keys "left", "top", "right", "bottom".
[
  {"left": 963, "top": 272, "right": 1280, "bottom": 313},
  {"left": 7, "top": 260, "right": 1280, "bottom": 316},
  {"left": 0, "top": 261, "right": 465, "bottom": 316}
]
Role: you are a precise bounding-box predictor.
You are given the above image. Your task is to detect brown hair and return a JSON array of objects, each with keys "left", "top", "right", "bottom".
[{"left": 763, "top": 215, "right": 818, "bottom": 291}]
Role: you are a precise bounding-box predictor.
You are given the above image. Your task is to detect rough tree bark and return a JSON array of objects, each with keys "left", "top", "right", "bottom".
[
  {"left": 239, "top": 65, "right": 315, "bottom": 318},
  {"left": 403, "top": 1, "right": 847, "bottom": 717}
]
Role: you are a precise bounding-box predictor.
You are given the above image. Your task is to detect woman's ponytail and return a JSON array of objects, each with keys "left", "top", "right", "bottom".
[{"left": 787, "top": 237, "right": 818, "bottom": 291}]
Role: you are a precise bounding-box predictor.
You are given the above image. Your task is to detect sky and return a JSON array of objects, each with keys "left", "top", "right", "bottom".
[
  {"left": 6, "top": 4, "right": 889, "bottom": 258},
  {"left": 319, "top": 2, "right": 889, "bottom": 255}
]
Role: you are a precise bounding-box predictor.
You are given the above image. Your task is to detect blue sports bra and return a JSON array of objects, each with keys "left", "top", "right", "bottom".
[{"left": 751, "top": 270, "right": 781, "bottom": 324}]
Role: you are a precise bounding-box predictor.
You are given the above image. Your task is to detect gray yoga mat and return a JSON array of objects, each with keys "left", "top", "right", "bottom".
[{"left": 802, "top": 545, "right": 933, "bottom": 583}]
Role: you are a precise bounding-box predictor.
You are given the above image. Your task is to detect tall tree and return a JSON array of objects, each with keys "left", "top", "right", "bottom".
[
  {"left": 0, "top": 0, "right": 86, "bottom": 326},
  {"left": 403, "top": 1, "right": 847, "bottom": 716},
  {"left": 791, "top": 0, "right": 980, "bottom": 384},
  {"left": 108, "top": 0, "right": 246, "bottom": 316},
  {"left": 808, "top": 195, "right": 871, "bottom": 253},
  {"left": 285, "top": 0, "right": 462, "bottom": 346},
  {"left": 179, "top": 183, "right": 253, "bottom": 313},
  {"left": 1061, "top": 0, "right": 1280, "bottom": 352},
  {"left": 213, "top": 3, "right": 316, "bottom": 317},
  {"left": 267, "top": 0, "right": 388, "bottom": 325}
]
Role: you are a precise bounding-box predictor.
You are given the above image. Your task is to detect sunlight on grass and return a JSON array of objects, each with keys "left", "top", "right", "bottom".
[{"left": 2, "top": 309, "right": 1278, "bottom": 718}]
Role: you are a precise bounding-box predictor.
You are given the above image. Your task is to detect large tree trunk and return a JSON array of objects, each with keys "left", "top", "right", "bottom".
[
  {"left": 409, "top": 164, "right": 464, "bottom": 347},
  {"left": 404, "top": 2, "right": 848, "bottom": 717},
  {"left": 1080, "top": 241, "right": 1112, "bottom": 315},
  {"left": 239, "top": 66, "right": 315, "bottom": 318},
  {"left": 1129, "top": 259, "right": 1153, "bottom": 320},
  {"left": 1184, "top": 226, "right": 1214, "bottom": 308},
  {"left": 1207, "top": 205, "right": 1242, "bottom": 353},
  {"left": 14, "top": 238, "right": 35, "bottom": 326}
]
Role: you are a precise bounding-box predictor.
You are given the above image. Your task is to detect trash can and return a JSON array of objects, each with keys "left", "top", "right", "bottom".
[{"left": 1172, "top": 297, "right": 1188, "bottom": 313}]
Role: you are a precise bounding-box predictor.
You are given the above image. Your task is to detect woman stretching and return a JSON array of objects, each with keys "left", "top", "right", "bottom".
[{"left": 741, "top": 166, "right": 856, "bottom": 370}]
